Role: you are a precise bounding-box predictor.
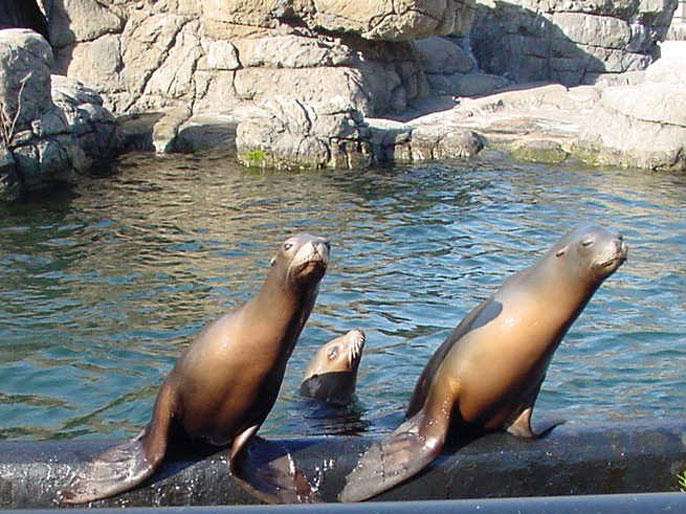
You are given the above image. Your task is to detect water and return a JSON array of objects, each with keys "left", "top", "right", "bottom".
[{"left": 0, "top": 152, "right": 684, "bottom": 441}]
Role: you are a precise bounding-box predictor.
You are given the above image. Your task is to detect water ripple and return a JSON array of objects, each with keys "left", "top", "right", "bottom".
[{"left": 0, "top": 152, "right": 684, "bottom": 439}]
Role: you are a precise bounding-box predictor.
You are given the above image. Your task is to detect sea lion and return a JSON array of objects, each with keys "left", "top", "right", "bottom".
[
  {"left": 299, "top": 329, "right": 366, "bottom": 406},
  {"left": 61, "top": 233, "right": 330, "bottom": 504},
  {"left": 340, "top": 224, "right": 627, "bottom": 502}
]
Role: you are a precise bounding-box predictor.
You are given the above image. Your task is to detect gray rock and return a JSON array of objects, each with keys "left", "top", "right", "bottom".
[
  {"left": 47, "top": 0, "right": 125, "bottom": 48},
  {"left": 0, "top": 29, "right": 52, "bottom": 127},
  {"left": 172, "top": 114, "right": 239, "bottom": 155},
  {"left": 470, "top": 0, "right": 675, "bottom": 86},
  {"left": 234, "top": 35, "right": 353, "bottom": 68},
  {"left": 414, "top": 37, "right": 475, "bottom": 74},
  {"left": 236, "top": 95, "right": 372, "bottom": 170},
  {"left": 0, "top": 30, "right": 120, "bottom": 197}
]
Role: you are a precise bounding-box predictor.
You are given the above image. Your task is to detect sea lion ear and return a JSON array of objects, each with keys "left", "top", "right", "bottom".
[{"left": 555, "top": 245, "right": 568, "bottom": 258}]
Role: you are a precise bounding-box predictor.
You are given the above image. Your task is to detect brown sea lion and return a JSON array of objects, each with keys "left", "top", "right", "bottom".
[
  {"left": 61, "top": 233, "right": 330, "bottom": 504},
  {"left": 339, "top": 224, "right": 628, "bottom": 502},
  {"left": 299, "top": 329, "right": 366, "bottom": 406}
]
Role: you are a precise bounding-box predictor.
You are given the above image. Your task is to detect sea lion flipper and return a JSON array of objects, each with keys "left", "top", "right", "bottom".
[
  {"left": 60, "top": 432, "right": 154, "bottom": 504},
  {"left": 231, "top": 434, "right": 321, "bottom": 504},
  {"left": 506, "top": 407, "right": 565, "bottom": 439},
  {"left": 60, "top": 382, "right": 175, "bottom": 504},
  {"left": 339, "top": 403, "right": 451, "bottom": 503}
]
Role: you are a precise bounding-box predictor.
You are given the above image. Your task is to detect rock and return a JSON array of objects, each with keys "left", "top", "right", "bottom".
[
  {"left": 414, "top": 37, "right": 475, "bottom": 74},
  {"left": 151, "top": 107, "right": 191, "bottom": 154},
  {"left": 233, "top": 35, "right": 353, "bottom": 68},
  {"left": 47, "top": 0, "right": 125, "bottom": 48},
  {"left": 510, "top": 138, "right": 569, "bottom": 163},
  {"left": 433, "top": 72, "right": 508, "bottom": 97},
  {"left": 204, "top": 0, "right": 473, "bottom": 41},
  {"left": 403, "top": 125, "right": 485, "bottom": 161},
  {"left": 172, "top": 114, "right": 239, "bottom": 155},
  {"left": 236, "top": 95, "right": 372, "bottom": 169},
  {"left": 470, "top": 0, "right": 676, "bottom": 86},
  {"left": 577, "top": 82, "right": 686, "bottom": 170},
  {"left": 200, "top": 40, "right": 240, "bottom": 70},
  {"left": 55, "top": 34, "right": 124, "bottom": 97},
  {"left": 0, "top": 148, "right": 19, "bottom": 200},
  {"left": 0, "top": 29, "right": 52, "bottom": 127},
  {"left": 0, "top": 0, "right": 50, "bottom": 42},
  {"left": 0, "top": 29, "right": 120, "bottom": 197}
]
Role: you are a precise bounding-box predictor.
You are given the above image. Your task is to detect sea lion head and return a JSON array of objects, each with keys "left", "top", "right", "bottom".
[
  {"left": 271, "top": 233, "right": 330, "bottom": 287},
  {"left": 300, "top": 329, "right": 366, "bottom": 405},
  {"left": 550, "top": 224, "right": 628, "bottom": 283},
  {"left": 303, "top": 329, "right": 366, "bottom": 379}
]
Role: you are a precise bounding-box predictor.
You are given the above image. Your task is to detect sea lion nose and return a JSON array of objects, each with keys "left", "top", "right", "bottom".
[{"left": 317, "top": 239, "right": 331, "bottom": 255}]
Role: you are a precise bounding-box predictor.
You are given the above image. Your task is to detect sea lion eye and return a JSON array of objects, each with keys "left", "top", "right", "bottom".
[
  {"left": 327, "top": 347, "right": 339, "bottom": 360},
  {"left": 555, "top": 248, "right": 566, "bottom": 257},
  {"left": 283, "top": 243, "right": 293, "bottom": 251},
  {"left": 270, "top": 256, "right": 276, "bottom": 266},
  {"left": 581, "top": 239, "right": 594, "bottom": 247}
]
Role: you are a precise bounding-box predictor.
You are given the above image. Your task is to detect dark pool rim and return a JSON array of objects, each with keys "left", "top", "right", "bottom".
[
  {"left": 0, "top": 492, "right": 684, "bottom": 513},
  {"left": 0, "top": 420, "right": 684, "bottom": 510}
]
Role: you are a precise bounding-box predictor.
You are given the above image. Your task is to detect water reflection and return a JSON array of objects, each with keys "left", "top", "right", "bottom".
[{"left": 0, "top": 151, "right": 684, "bottom": 440}]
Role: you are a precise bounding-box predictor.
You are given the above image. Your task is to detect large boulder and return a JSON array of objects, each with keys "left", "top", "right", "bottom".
[
  {"left": 577, "top": 82, "right": 686, "bottom": 170},
  {"left": 236, "top": 95, "right": 373, "bottom": 169},
  {"left": 0, "top": 29, "right": 119, "bottom": 199},
  {"left": 204, "top": 0, "right": 472, "bottom": 41},
  {"left": 0, "top": 28, "right": 52, "bottom": 127}
]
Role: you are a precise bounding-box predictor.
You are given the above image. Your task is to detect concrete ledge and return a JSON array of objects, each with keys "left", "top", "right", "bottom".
[{"left": 0, "top": 421, "right": 684, "bottom": 509}]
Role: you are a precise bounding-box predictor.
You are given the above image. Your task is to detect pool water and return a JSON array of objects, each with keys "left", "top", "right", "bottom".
[{"left": 0, "top": 151, "right": 684, "bottom": 440}]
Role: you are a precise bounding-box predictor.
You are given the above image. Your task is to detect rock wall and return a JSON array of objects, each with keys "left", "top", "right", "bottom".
[
  {"left": 43, "top": 0, "right": 478, "bottom": 122},
  {"left": 470, "top": 0, "right": 678, "bottom": 86}
]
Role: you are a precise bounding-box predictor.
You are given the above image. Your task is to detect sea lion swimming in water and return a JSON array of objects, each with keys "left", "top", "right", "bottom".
[
  {"left": 299, "top": 329, "right": 366, "bottom": 406},
  {"left": 61, "top": 233, "right": 330, "bottom": 504},
  {"left": 340, "top": 224, "right": 627, "bottom": 502}
]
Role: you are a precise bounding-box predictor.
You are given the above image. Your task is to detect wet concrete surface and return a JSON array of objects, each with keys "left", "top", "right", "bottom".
[{"left": 0, "top": 420, "right": 684, "bottom": 508}]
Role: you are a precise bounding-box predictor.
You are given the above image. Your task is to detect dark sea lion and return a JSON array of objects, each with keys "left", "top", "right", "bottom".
[
  {"left": 61, "top": 233, "right": 330, "bottom": 504},
  {"left": 340, "top": 224, "right": 628, "bottom": 502},
  {"left": 299, "top": 329, "right": 366, "bottom": 406}
]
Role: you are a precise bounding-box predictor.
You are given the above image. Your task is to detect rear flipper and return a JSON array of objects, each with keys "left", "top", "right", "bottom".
[
  {"left": 60, "top": 381, "right": 175, "bottom": 504},
  {"left": 339, "top": 402, "right": 450, "bottom": 503},
  {"left": 59, "top": 430, "right": 156, "bottom": 504},
  {"left": 231, "top": 433, "right": 321, "bottom": 504}
]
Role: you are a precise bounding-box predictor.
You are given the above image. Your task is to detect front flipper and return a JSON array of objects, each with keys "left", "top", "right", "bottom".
[
  {"left": 60, "top": 381, "right": 175, "bottom": 504},
  {"left": 230, "top": 427, "right": 320, "bottom": 504},
  {"left": 339, "top": 396, "right": 452, "bottom": 503},
  {"left": 506, "top": 407, "right": 564, "bottom": 439}
]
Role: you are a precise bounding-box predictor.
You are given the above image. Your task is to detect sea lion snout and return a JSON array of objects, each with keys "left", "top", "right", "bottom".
[
  {"left": 280, "top": 234, "right": 330, "bottom": 283},
  {"left": 589, "top": 229, "right": 628, "bottom": 274}
]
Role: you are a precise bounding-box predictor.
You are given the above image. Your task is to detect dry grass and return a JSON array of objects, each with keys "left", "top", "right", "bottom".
[{"left": 0, "top": 72, "right": 32, "bottom": 148}]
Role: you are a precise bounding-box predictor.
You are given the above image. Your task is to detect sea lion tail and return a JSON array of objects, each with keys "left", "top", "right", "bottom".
[
  {"left": 339, "top": 407, "right": 448, "bottom": 502},
  {"left": 59, "top": 432, "right": 155, "bottom": 504}
]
